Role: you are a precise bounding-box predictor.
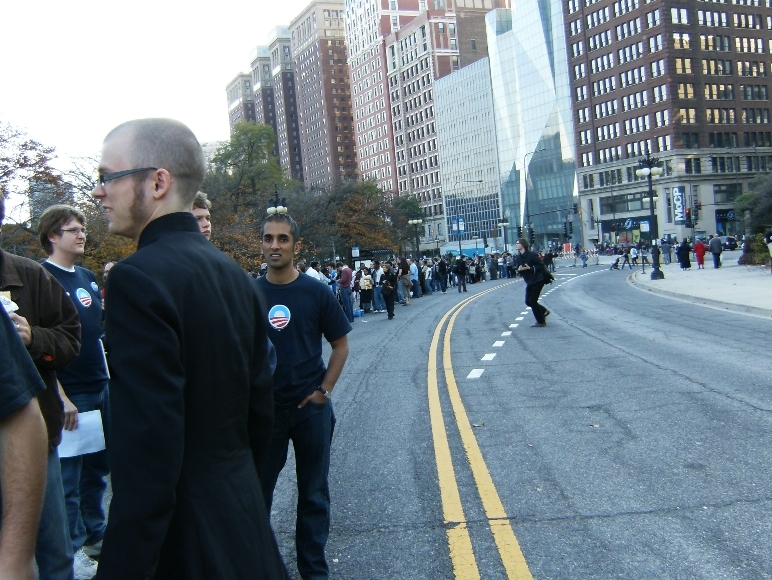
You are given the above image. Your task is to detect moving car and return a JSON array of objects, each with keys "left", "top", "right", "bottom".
[{"left": 719, "top": 236, "right": 738, "bottom": 251}]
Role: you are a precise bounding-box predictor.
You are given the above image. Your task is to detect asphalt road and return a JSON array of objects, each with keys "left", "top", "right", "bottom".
[{"left": 268, "top": 268, "right": 772, "bottom": 580}]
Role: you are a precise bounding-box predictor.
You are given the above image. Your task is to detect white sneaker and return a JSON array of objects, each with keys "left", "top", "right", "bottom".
[{"left": 74, "top": 549, "right": 98, "bottom": 579}]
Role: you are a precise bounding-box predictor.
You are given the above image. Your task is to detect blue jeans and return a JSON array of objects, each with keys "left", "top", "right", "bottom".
[
  {"left": 411, "top": 279, "right": 421, "bottom": 298},
  {"left": 261, "top": 400, "right": 336, "bottom": 580},
  {"left": 373, "top": 286, "right": 386, "bottom": 311},
  {"left": 36, "top": 449, "right": 74, "bottom": 580},
  {"left": 60, "top": 386, "right": 110, "bottom": 552},
  {"left": 424, "top": 279, "right": 433, "bottom": 295},
  {"left": 339, "top": 287, "right": 354, "bottom": 322}
]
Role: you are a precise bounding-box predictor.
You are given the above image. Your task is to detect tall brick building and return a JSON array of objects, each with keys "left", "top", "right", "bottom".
[
  {"left": 226, "top": 74, "right": 256, "bottom": 133},
  {"left": 568, "top": 0, "right": 772, "bottom": 245},
  {"left": 290, "top": 0, "right": 358, "bottom": 187},
  {"left": 251, "top": 47, "right": 280, "bottom": 157}
]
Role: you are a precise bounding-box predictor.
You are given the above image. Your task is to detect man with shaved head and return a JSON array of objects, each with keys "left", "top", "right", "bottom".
[{"left": 92, "top": 119, "right": 287, "bottom": 579}]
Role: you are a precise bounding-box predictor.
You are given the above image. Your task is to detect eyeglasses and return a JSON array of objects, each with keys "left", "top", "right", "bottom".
[
  {"left": 98, "top": 167, "right": 158, "bottom": 186},
  {"left": 61, "top": 228, "right": 87, "bottom": 236}
]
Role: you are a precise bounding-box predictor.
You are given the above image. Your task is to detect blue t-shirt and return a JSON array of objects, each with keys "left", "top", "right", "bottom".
[
  {"left": 256, "top": 273, "right": 351, "bottom": 407},
  {"left": 42, "top": 262, "right": 108, "bottom": 394},
  {"left": 0, "top": 308, "right": 45, "bottom": 420}
]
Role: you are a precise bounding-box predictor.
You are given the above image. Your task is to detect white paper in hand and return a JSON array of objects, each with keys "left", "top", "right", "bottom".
[
  {"left": 1, "top": 294, "right": 19, "bottom": 313},
  {"left": 58, "top": 410, "right": 106, "bottom": 458}
]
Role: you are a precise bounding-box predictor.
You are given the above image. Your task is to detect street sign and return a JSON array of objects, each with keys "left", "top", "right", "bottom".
[
  {"left": 673, "top": 186, "right": 686, "bottom": 225},
  {"left": 458, "top": 216, "right": 465, "bottom": 232},
  {"left": 352, "top": 246, "right": 360, "bottom": 257},
  {"left": 452, "top": 218, "right": 458, "bottom": 232}
]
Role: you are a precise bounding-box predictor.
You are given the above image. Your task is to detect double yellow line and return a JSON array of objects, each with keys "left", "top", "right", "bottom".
[{"left": 427, "top": 284, "right": 532, "bottom": 580}]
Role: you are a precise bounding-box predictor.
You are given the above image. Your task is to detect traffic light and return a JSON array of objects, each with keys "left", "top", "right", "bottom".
[
  {"left": 569, "top": 221, "right": 574, "bottom": 235},
  {"left": 517, "top": 225, "right": 523, "bottom": 239},
  {"left": 685, "top": 208, "right": 693, "bottom": 228},
  {"left": 572, "top": 203, "right": 578, "bottom": 214},
  {"left": 529, "top": 227, "right": 536, "bottom": 246},
  {"left": 563, "top": 223, "right": 569, "bottom": 238},
  {"left": 693, "top": 200, "right": 700, "bottom": 220}
]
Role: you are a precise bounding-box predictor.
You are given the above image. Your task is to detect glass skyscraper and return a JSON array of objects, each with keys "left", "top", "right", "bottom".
[{"left": 486, "top": 2, "right": 579, "bottom": 249}]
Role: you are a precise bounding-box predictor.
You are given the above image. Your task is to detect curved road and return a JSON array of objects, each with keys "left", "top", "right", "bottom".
[{"left": 268, "top": 267, "right": 772, "bottom": 579}]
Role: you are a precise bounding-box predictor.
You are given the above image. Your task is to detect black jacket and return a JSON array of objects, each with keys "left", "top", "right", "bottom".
[
  {"left": 99, "top": 213, "right": 286, "bottom": 580},
  {"left": 515, "top": 250, "right": 546, "bottom": 286}
]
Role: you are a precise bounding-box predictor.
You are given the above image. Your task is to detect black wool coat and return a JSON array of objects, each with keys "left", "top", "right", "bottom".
[{"left": 98, "top": 213, "right": 287, "bottom": 580}]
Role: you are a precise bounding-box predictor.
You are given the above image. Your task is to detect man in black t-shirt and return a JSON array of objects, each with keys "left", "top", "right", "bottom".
[{"left": 256, "top": 213, "right": 351, "bottom": 580}]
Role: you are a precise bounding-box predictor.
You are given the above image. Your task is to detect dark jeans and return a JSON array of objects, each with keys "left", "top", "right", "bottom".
[
  {"left": 36, "top": 450, "right": 74, "bottom": 580},
  {"left": 411, "top": 279, "right": 421, "bottom": 298},
  {"left": 339, "top": 287, "right": 354, "bottom": 322},
  {"left": 60, "top": 385, "right": 110, "bottom": 551},
  {"left": 712, "top": 252, "right": 721, "bottom": 268},
  {"left": 457, "top": 274, "right": 467, "bottom": 292},
  {"left": 525, "top": 282, "right": 548, "bottom": 323},
  {"left": 385, "top": 290, "right": 396, "bottom": 318},
  {"left": 261, "top": 400, "right": 336, "bottom": 580}
]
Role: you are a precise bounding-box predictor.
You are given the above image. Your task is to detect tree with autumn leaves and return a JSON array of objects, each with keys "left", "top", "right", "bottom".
[{"left": 2, "top": 119, "right": 424, "bottom": 273}]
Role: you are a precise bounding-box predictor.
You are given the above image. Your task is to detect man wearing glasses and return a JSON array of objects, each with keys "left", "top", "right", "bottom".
[
  {"left": 39, "top": 205, "right": 109, "bottom": 578},
  {"left": 91, "top": 118, "right": 287, "bottom": 579}
]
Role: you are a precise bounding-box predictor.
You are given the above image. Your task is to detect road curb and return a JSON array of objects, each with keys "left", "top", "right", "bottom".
[{"left": 627, "top": 273, "right": 772, "bottom": 319}]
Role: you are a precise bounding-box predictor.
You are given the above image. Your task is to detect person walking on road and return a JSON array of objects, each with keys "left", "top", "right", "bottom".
[
  {"left": 693, "top": 238, "right": 706, "bottom": 269},
  {"left": 708, "top": 234, "right": 723, "bottom": 268},
  {"left": 677, "top": 239, "right": 692, "bottom": 270},
  {"left": 621, "top": 247, "right": 632, "bottom": 270},
  {"left": 515, "top": 238, "right": 550, "bottom": 327},
  {"left": 380, "top": 262, "right": 398, "bottom": 320}
]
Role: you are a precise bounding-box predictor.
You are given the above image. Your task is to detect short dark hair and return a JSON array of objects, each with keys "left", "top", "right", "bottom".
[
  {"left": 192, "top": 191, "right": 211, "bottom": 210},
  {"left": 260, "top": 213, "right": 300, "bottom": 244},
  {"left": 310, "top": 261, "right": 320, "bottom": 269},
  {"left": 105, "top": 118, "right": 206, "bottom": 206},
  {"left": 336, "top": 262, "right": 344, "bottom": 268},
  {"left": 38, "top": 205, "right": 86, "bottom": 255}
]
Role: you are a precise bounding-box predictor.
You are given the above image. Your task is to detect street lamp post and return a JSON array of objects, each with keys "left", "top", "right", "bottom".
[
  {"left": 497, "top": 219, "right": 510, "bottom": 253},
  {"left": 408, "top": 219, "right": 423, "bottom": 259},
  {"left": 635, "top": 152, "right": 664, "bottom": 280},
  {"left": 522, "top": 148, "right": 546, "bottom": 248},
  {"left": 267, "top": 184, "right": 288, "bottom": 215}
]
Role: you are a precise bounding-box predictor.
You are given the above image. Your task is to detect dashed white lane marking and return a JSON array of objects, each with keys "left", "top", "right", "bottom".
[
  {"left": 509, "top": 324, "right": 519, "bottom": 328},
  {"left": 467, "top": 369, "right": 485, "bottom": 379},
  {"left": 515, "top": 317, "right": 524, "bottom": 321},
  {"left": 481, "top": 353, "right": 496, "bottom": 361},
  {"left": 521, "top": 311, "right": 530, "bottom": 314},
  {"left": 501, "top": 331, "right": 512, "bottom": 336},
  {"left": 493, "top": 341, "right": 505, "bottom": 347}
]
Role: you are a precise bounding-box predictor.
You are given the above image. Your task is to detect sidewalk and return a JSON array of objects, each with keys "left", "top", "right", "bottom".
[{"left": 625, "top": 252, "right": 772, "bottom": 318}]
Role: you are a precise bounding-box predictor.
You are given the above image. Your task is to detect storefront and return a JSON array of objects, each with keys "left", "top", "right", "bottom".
[
  {"left": 715, "top": 209, "right": 742, "bottom": 237},
  {"left": 599, "top": 216, "right": 658, "bottom": 245}
]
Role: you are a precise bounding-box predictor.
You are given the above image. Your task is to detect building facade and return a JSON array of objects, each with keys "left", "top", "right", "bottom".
[
  {"left": 251, "top": 47, "right": 280, "bottom": 157},
  {"left": 291, "top": 0, "right": 358, "bottom": 187},
  {"left": 267, "top": 27, "right": 305, "bottom": 181},
  {"left": 435, "top": 56, "right": 503, "bottom": 254},
  {"left": 344, "top": 0, "right": 427, "bottom": 192},
  {"left": 487, "top": 3, "right": 578, "bottom": 251},
  {"left": 226, "top": 74, "right": 256, "bottom": 133},
  {"left": 567, "top": 0, "right": 772, "bottom": 247}
]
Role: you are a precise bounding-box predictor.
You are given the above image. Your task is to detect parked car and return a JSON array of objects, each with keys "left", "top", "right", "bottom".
[{"left": 719, "top": 236, "right": 738, "bottom": 251}]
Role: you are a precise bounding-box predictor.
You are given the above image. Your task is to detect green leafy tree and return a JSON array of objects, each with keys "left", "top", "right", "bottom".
[{"left": 736, "top": 173, "right": 772, "bottom": 233}]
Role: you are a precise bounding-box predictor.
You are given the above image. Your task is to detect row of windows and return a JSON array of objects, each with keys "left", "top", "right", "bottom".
[{"left": 679, "top": 107, "right": 771, "bottom": 123}]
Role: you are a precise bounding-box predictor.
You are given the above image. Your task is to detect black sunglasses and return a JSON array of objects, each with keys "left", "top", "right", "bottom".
[{"left": 98, "top": 167, "right": 158, "bottom": 186}]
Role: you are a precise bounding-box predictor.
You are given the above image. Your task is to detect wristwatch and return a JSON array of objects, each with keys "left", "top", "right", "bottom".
[{"left": 316, "top": 386, "right": 331, "bottom": 399}]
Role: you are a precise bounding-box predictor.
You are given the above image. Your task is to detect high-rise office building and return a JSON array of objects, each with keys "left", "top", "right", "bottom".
[
  {"left": 435, "top": 56, "right": 503, "bottom": 254},
  {"left": 290, "top": 0, "right": 358, "bottom": 187},
  {"left": 344, "top": 0, "right": 426, "bottom": 192},
  {"left": 267, "top": 27, "right": 305, "bottom": 181},
  {"left": 567, "top": 0, "right": 772, "bottom": 246},
  {"left": 226, "top": 74, "right": 256, "bottom": 133},
  {"left": 486, "top": 3, "right": 578, "bottom": 250},
  {"left": 251, "top": 47, "right": 280, "bottom": 158}
]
